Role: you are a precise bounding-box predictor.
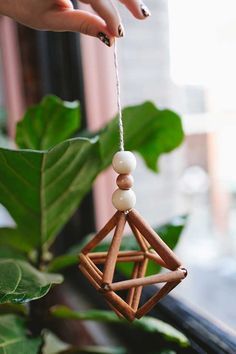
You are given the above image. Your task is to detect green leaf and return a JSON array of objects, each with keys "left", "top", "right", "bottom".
[
  {"left": 48, "top": 216, "right": 186, "bottom": 273},
  {"left": 0, "top": 228, "right": 32, "bottom": 252},
  {"left": 0, "top": 246, "right": 27, "bottom": 265},
  {"left": 0, "top": 304, "right": 28, "bottom": 316},
  {"left": 98, "top": 103, "right": 184, "bottom": 172},
  {"left": 51, "top": 307, "right": 189, "bottom": 348},
  {"left": 42, "top": 331, "right": 127, "bottom": 354},
  {"left": 0, "top": 137, "right": 101, "bottom": 248},
  {"left": 47, "top": 254, "right": 77, "bottom": 273},
  {"left": 157, "top": 215, "right": 187, "bottom": 248},
  {"left": 0, "top": 314, "right": 42, "bottom": 354},
  {"left": 43, "top": 331, "right": 70, "bottom": 354},
  {"left": 61, "top": 347, "right": 128, "bottom": 354},
  {"left": 0, "top": 259, "right": 63, "bottom": 304},
  {"left": 16, "top": 95, "right": 81, "bottom": 150},
  {"left": 57, "top": 347, "right": 127, "bottom": 354}
]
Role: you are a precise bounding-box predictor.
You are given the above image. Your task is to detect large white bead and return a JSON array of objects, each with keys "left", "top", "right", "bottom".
[
  {"left": 112, "top": 151, "right": 136, "bottom": 174},
  {"left": 112, "top": 188, "right": 136, "bottom": 211}
]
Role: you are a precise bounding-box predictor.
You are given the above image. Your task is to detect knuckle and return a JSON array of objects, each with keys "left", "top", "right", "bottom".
[{"left": 79, "top": 20, "right": 91, "bottom": 35}]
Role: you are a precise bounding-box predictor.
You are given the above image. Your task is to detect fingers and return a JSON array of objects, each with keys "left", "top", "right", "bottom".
[
  {"left": 43, "top": 0, "right": 151, "bottom": 47},
  {"left": 80, "top": 0, "right": 124, "bottom": 37},
  {"left": 119, "top": 0, "right": 151, "bottom": 20},
  {"left": 44, "top": 9, "right": 115, "bottom": 46}
]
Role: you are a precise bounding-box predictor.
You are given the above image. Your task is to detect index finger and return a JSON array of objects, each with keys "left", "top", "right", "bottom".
[
  {"left": 80, "top": 0, "right": 124, "bottom": 37},
  {"left": 119, "top": 0, "right": 151, "bottom": 19}
]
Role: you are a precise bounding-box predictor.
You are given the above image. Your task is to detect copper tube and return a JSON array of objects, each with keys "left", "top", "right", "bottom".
[
  {"left": 93, "top": 255, "right": 144, "bottom": 264},
  {"left": 136, "top": 281, "right": 180, "bottom": 319},
  {"left": 81, "top": 211, "right": 121, "bottom": 254},
  {"left": 102, "top": 213, "right": 126, "bottom": 284},
  {"left": 126, "top": 263, "right": 140, "bottom": 306},
  {"left": 85, "top": 255, "right": 103, "bottom": 277},
  {"left": 128, "top": 209, "right": 182, "bottom": 270},
  {"left": 88, "top": 250, "right": 144, "bottom": 259},
  {"left": 79, "top": 265, "right": 100, "bottom": 290},
  {"left": 105, "top": 300, "right": 125, "bottom": 319},
  {"left": 80, "top": 253, "right": 102, "bottom": 285},
  {"left": 146, "top": 251, "right": 171, "bottom": 270},
  {"left": 127, "top": 220, "right": 149, "bottom": 251},
  {"left": 131, "top": 258, "right": 149, "bottom": 311},
  {"left": 103, "top": 290, "right": 135, "bottom": 322},
  {"left": 109, "top": 269, "right": 185, "bottom": 292}
]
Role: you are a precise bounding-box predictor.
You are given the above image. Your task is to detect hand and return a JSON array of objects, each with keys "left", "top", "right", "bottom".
[{"left": 0, "top": 0, "right": 151, "bottom": 46}]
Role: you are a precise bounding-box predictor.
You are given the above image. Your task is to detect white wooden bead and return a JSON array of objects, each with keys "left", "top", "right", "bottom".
[
  {"left": 112, "top": 151, "right": 136, "bottom": 174},
  {"left": 112, "top": 189, "right": 136, "bottom": 211}
]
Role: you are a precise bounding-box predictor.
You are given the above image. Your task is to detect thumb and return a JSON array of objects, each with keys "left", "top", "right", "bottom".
[{"left": 47, "top": 9, "right": 114, "bottom": 46}]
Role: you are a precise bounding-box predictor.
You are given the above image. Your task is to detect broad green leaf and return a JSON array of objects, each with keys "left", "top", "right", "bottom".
[
  {"left": 51, "top": 307, "right": 189, "bottom": 348},
  {"left": 98, "top": 103, "right": 184, "bottom": 172},
  {"left": 42, "top": 331, "right": 127, "bottom": 354},
  {"left": 48, "top": 216, "right": 186, "bottom": 273},
  {"left": 16, "top": 95, "right": 81, "bottom": 150},
  {"left": 43, "top": 331, "right": 70, "bottom": 354},
  {"left": 157, "top": 215, "right": 187, "bottom": 250},
  {"left": 0, "top": 245, "right": 26, "bottom": 260},
  {"left": 59, "top": 347, "right": 127, "bottom": 354},
  {"left": 0, "top": 304, "right": 27, "bottom": 316},
  {"left": 0, "top": 259, "right": 63, "bottom": 304},
  {"left": 47, "top": 254, "right": 77, "bottom": 273},
  {"left": 57, "top": 347, "right": 127, "bottom": 354},
  {"left": 0, "top": 228, "right": 32, "bottom": 252},
  {"left": 0, "top": 314, "right": 42, "bottom": 354},
  {"left": 0, "top": 137, "right": 101, "bottom": 248}
]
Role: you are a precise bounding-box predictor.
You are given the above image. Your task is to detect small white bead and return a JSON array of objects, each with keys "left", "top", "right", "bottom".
[
  {"left": 112, "top": 151, "right": 136, "bottom": 174},
  {"left": 112, "top": 189, "right": 136, "bottom": 211}
]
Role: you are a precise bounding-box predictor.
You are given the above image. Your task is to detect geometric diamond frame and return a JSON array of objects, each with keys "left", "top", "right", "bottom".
[{"left": 79, "top": 209, "right": 187, "bottom": 322}]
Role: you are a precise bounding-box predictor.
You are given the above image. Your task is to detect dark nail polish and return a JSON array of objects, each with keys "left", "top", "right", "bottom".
[
  {"left": 97, "top": 32, "right": 111, "bottom": 47},
  {"left": 118, "top": 24, "right": 124, "bottom": 37},
  {"left": 140, "top": 4, "right": 151, "bottom": 17}
]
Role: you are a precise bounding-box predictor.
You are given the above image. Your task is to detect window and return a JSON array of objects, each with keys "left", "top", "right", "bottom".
[{"left": 115, "top": 0, "right": 236, "bottom": 330}]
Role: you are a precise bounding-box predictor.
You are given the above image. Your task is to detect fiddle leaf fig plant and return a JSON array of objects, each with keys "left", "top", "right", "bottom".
[
  {"left": 0, "top": 95, "right": 189, "bottom": 353},
  {"left": 0, "top": 314, "right": 42, "bottom": 353}
]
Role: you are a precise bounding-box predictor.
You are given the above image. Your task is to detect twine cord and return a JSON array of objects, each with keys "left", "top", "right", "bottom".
[{"left": 114, "top": 40, "right": 124, "bottom": 151}]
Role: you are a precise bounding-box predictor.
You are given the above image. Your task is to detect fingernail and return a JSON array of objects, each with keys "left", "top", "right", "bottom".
[
  {"left": 140, "top": 3, "right": 151, "bottom": 17},
  {"left": 97, "top": 32, "right": 111, "bottom": 47},
  {"left": 118, "top": 24, "right": 125, "bottom": 37}
]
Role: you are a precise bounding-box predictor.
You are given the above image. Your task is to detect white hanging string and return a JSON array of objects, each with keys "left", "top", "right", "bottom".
[{"left": 114, "top": 40, "right": 124, "bottom": 151}]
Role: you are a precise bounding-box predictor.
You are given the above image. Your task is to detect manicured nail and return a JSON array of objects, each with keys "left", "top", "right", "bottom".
[
  {"left": 118, "top": 24, "right": 125, "bottom": 37},
  {"left": 140, "top": 3, "right": 151, "bottom": 17},
  {"left": 97, "top": 32, "right": 111, "bottom": 47}
]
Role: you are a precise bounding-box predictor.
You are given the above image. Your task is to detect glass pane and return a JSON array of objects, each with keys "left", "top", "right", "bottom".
[{"left": 118, "top": 0, "right": 236, "bottom": 330}]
